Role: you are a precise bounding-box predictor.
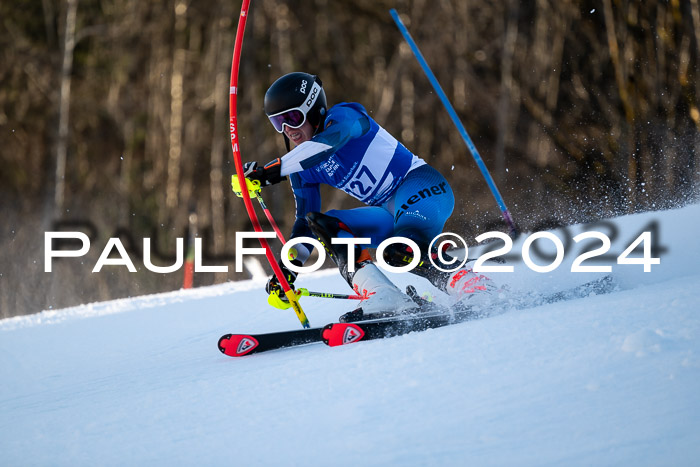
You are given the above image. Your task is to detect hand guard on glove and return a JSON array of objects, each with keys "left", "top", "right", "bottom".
[
  {"left": 266, "top": 259, "right": 302, "bottom": 296},
  {"left": 243, "top": 158, "right": 286, "bottom": 187}
]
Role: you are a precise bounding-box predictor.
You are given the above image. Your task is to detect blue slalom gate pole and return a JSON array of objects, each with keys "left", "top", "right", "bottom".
[{"left": 390, "top": 9, "right": 518, "bottom": 237}]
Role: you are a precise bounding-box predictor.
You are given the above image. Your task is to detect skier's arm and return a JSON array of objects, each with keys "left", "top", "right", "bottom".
[{"left": 245, "top": 106, "right": 369, "bottom": 186}]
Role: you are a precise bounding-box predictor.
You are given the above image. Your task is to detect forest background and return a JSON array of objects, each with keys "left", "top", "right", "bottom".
[{"left": 1, "top": 0, "right": 698, "bottom": 317}]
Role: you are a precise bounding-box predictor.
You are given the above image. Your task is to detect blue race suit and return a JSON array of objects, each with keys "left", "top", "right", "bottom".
[{"left": 279, "top": 102, "right": 455, "bottom": 262}]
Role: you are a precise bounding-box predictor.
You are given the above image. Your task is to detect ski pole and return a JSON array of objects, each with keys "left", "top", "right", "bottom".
[
  {"left": 390, "top": 9, "right": 519, "bottom": 238},
  {"left": 255, "top": 193, "right": 286, "bottom": 243},
  {"left": 300, "top": 289, "right": 363, "bottom": 300},
  {"left": 268, "top": 288, "right": 364, "bottom": 310}
]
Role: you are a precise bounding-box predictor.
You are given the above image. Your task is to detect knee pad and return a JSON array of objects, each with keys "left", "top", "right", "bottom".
[
  {"left": 382, "top": 242, "right": 419, "bottom": 269},
  {"left": 306, "top": 212, "right": 366, "bottom": 285}
]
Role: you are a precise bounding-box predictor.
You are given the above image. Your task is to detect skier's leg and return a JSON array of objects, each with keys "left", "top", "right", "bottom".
[
  {"left": 382, "top": 165, "right": 498, "bottom": 302},
  {"left": 305, "top": 210, "right": 415, "bottom": 313},
  {"left": 384, "top": 240, "right": 498, "bottom": 301},
  {"left": 381, "top": 164, "right": 454, "bottom": 286}
]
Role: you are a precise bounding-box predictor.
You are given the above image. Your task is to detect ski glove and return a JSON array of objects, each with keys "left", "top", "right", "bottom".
[
  {"left": 266, "top": 259, "right": 302, "bottom": 296},
  {"left": 243, "top": 158, "right": 286, "bottom": 187}
]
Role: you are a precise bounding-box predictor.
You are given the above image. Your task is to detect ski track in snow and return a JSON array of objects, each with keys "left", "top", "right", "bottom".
[{"left": 1, "top": 205, "right": 699, "bottom": 466}]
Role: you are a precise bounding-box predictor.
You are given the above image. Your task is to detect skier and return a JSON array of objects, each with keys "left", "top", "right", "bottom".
[{"left": 242, "top": 72, "right": 496, "bottom": 316}]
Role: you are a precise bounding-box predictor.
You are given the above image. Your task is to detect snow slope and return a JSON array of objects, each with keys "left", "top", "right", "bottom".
[{"left": 1, "top": 205, "right": 699, "bottom": 466}]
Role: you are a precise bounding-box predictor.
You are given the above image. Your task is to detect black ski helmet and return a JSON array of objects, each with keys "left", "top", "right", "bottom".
[{"left": 264, "top": 72, "right": 327, "bottom": 134}]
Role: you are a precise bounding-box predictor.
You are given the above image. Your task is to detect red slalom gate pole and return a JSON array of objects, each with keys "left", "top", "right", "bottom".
[
  {"left": 228, "top": 0, "right": 310, "bottom": 328},
  {"left": 182, "top": 212, "right": 196, "bottom": 289}
]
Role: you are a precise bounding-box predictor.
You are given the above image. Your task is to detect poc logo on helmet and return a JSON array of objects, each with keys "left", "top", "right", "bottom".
[
  {"left": 299, "top": 80, "right": 307, "bottom": 94},
  {"left": 306, "top": 87, "right": 318, "bottom": 107}
]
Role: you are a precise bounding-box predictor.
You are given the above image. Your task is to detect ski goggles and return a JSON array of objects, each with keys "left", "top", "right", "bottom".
[
  {"left": 267, "top": 81, "right": 323, "bottom": 133},
  {"left": 268, "top": 108, "right": 307, "bottom": 133}
]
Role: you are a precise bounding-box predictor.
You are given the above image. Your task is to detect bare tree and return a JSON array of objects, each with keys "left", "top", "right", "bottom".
[{"left": 54, "top": 0, "right": 78, "bottom": 214}]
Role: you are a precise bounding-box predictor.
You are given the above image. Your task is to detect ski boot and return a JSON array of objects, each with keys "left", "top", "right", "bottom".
[
  {"left": 382, "top": 241, "right": 501, "bottom": 311},
  {"left": 339, "top": 262, "right": 417, "bottom": 322},
  {"left": 443, "top": 264, "right": 501, "bottom": 313}
]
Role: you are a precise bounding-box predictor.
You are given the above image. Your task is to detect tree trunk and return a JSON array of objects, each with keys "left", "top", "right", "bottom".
[{"left": 55, "top": 0, "right": 78, "bottom": 215}]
